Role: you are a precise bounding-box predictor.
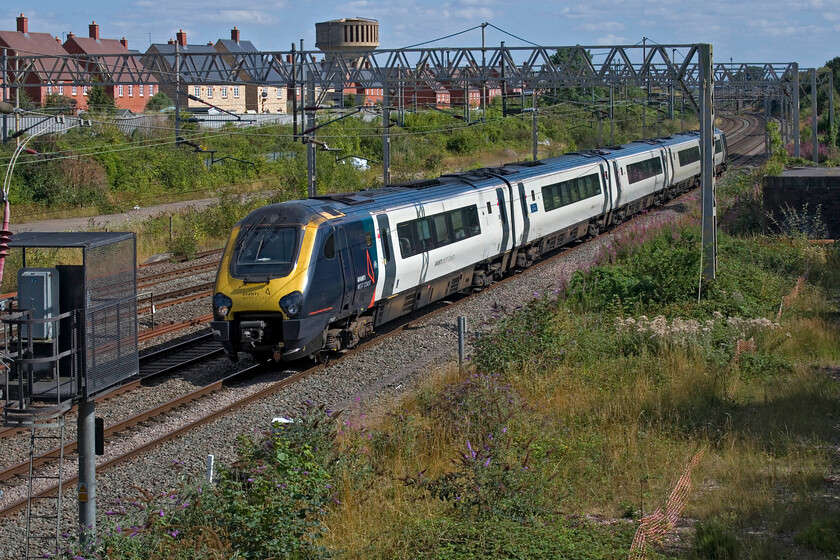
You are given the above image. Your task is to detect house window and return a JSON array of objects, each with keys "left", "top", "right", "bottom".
[
  {"left": 221, "top": 86, "right": 228, "bottom": 98},
  {"left": 57, "top": 85, "right": 63, "bottom": 95},
  {"left": 47, "top": 85, "right": 52, "bottom": 95},
  {"left": 150, "top": 85, "right": 155, "bottom": 95},
  {"left": 128, "top": 85, "right": 133, "bottom": 97},
  {"left": 139, "top": 84, "right": 144, "bottom": 97},
  {"left": 276, "top": 87, "right": 282, "bottom": 99},
  {"left": 194, "top": 86, "right": 201, "bottom": 97},
  {"left": 207, "top": 87, "right": 213, "bottom": 99},
  {"left": 72, "top": 86, "right": 77, "bottom": 96},
  {"left": 83, "top": 86, "right": 88, "bottom": 95},
  {"left": 233, "top": 86, "right": 239, "bottom": 98},
  {"left": 118, "top": 85, "right": 124, "bottom": 97}
]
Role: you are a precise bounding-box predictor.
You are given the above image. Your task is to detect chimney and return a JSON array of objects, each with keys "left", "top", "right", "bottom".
[
  {"left": 89, "top": 21, "right": 99, "bottom": 40},
  {"left": 55, "top": 36, "right": 61, "bottom": 43},
  {"left": 120, "top": 37, "right": 128, "bottom": 48},
  {"left": 167, "top": 38, "right": 175, "bottom": 45},
  {"left": 231, "top": 26, "right": 240, "bottom": 43},
  {"left": 67, "top": 31, "right": 75, "bottom": 38},
  {"left": 16, "top": 13, "right": 28, "bottom": 34},
  {"left": 176, "top": 29, "right": 187, "bottom": 47}
]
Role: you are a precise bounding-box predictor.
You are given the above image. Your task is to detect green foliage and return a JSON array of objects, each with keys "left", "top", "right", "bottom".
[
  {"left": 767, "top": 203, "right": 829, "bottom": 239},
  {"left": 87, "top": 84, "right": 117, "bottom": 114},
  {"left": 43, "top": 92, "right": 77, "bottom": 114},
  {"left": 793, "top": 514, "right": 840, "bottom": 553},
  {"left": 693, "top": 517, "right": 742, "bottom": 559},
  {"left": 145, "top": 92, "right": 174, "bottom": 112},
  {"left": 71, "top": 406, "right": 339, "bottom": 559},
  {"left": 384, "top": 516, "right": 636, "bottom": 560}
]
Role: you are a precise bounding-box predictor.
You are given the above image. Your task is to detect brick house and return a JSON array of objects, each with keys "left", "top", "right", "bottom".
[
  {"left": 63, "top": 22, "right": 158, "bottom": 113},
  {"left": 0, "top": 14, "right": 79, "bottom": 107},
  {"left": 214, "top": 27, "right": 286, "bottom": 113},
  {"left": 143, "top": 30, "right": 246, "bottom": 114}
]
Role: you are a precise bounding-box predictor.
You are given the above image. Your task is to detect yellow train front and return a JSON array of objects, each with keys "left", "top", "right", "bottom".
[{"left": 210, "top": 200, "right": 375, "bottom": 363}]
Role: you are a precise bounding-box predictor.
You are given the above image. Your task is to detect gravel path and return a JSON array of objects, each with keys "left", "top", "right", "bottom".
[{"left": 0, "top": 194, "right": 698, "bottom": 560}]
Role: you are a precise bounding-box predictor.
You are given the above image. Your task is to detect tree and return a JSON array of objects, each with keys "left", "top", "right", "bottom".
[
  {"left": 86, "top": 84, "right": 116, "bottom": 115},
  {"left": 43, "top": 93, "right": 77, "bottom": 115},
  {"left": 145, "top": 91, "right": 174, "bottom": 112}
]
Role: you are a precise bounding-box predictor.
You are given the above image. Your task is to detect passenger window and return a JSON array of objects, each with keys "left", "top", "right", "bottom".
[
  {"left": 433, "top": 214, "right": 451, "bottom": 246},
  {"left": 451, "top": 211, "right": 467, "bottom": 240},
  {"left": 324, "top": 233, "right": 335, "bottom": 259}
]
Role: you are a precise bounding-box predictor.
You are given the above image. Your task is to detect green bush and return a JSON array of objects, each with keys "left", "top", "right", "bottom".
[{"left": 693, "top": 517, "right": 742, "bottom": 559}]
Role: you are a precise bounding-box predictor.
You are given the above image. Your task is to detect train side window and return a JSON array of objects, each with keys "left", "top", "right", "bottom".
[
  {"left": 323, "top": 233, "right": 335, "bottom": 260},
  {"left": 464, "top": 205, "right": 481, "bottom": 236},
  {"left": 486, "top": 201, "right": 492, "bottom": 214},
  {"left": 417, "top": 218, "right": 434, "bottom": 251},
  {"left": 397, "top": 222, "right": 417, "bottom": 258},
  {"left": 451, "top": 210, "right": 467, "bottom": 240},
  {"left": 433, "top": 214, "right": 451, "bottom": 246}
]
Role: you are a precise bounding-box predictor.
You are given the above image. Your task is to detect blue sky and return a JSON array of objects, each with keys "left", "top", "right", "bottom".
[{"left": 5, "top": 1, "right": 838, "bottom": 69}]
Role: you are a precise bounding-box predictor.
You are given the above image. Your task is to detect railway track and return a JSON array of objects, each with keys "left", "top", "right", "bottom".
[{"left": 0, "top": 114, "right": 768, "bottom": 529}]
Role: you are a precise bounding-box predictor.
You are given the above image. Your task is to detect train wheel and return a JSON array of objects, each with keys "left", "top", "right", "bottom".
[{"left": 314, "top": 350, "right": 331, "bottom": 365}]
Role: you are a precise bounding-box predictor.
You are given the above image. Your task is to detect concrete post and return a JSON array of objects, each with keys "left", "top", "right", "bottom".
[
  {"left": 78, "top": 399, "right": 96, "bottom": 546},
  {"left": 699, "top": 44, "right": 716, "bottom": 281},
  {"left": 812, "top": 68, "right": 819, "bottom": 163},
  {"left": 793, "top": 63, "right": 800, "bottom": 157},
  {"left": 383, "top": 86, "right": 391, "bottom": 186}
]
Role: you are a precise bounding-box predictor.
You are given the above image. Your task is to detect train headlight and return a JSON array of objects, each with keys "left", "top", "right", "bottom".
[
  {"left": 279, "top": 291, "right": 303, "bottom": 318},
  {"left": 213, "top": 292, "right": 233, "bottom": 319}
]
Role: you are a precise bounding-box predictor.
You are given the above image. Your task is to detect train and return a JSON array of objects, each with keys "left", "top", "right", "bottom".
[{"left": 210, "top": 130, "right": 727, "bottom": 363}]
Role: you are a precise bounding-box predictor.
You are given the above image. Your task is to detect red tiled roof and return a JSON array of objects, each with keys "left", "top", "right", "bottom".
[
  {"left": 0, "top": 30, "right": 78, "bottom": 81},
  {"left": 65, "top": 36, "right": 156, "bottom": 83}
]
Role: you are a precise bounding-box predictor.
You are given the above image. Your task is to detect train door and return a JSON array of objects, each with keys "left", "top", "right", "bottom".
[
  {"left": 599, "top": 163, "right": 612, "bottom": 214},
  {"left": 339, "top": 220, "right": 378, "bottom": 311},
  {"left": 612, "top": 161, "right": 623, "bottom": 207},
  {"left": 336, "top": 226, "right": 355, "bottom": 312},
  {"left": 660, "top": 148, "right": 670, "bottom": 192},
  {"left": 494, "top": 186, "right": 512, "bottom": 254},
  {"left": 375, "top": 214, "right": 396, "bottom": 299}
]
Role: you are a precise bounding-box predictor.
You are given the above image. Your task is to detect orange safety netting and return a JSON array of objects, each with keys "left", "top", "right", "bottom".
[{"left": 628, "top": 448, "right": 705, "bottom": 560}]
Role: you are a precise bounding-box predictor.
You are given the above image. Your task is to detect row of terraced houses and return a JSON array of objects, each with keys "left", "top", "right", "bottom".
[{"left": 0, "top": 14, "right": 501, "bottom": 115}]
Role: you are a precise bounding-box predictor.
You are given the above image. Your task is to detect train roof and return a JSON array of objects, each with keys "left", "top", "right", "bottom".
[{"left": 239, "top": 129, "right": 723, "bottom": 227}]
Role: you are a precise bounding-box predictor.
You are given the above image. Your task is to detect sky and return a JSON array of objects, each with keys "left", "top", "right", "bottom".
[{"left": 4, "top": 1, "right": 838, "bottom": 69}]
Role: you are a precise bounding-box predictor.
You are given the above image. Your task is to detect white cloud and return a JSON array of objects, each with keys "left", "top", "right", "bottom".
[
  {"left": 597, "top": 33, "right": 626, "bottom": 45},
  {"left": 576, "top": 22, "right": 625, "bottom": 32}
]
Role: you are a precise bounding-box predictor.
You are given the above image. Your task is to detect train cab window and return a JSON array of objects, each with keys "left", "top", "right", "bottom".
[
  {"left": 486, "top": 201, "right": 493, "bottom": 214},
  {"left": 232, "top": 220, "right": 299, "bottom": 279},
  {"left": 323, "top": 233, "right": 335, "bottom": 259},
  {"left": 715, "top": 139, "right": 723, "bottom": 153}
]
